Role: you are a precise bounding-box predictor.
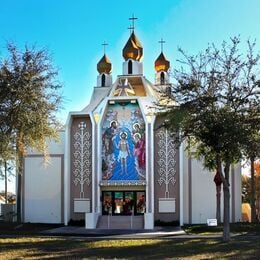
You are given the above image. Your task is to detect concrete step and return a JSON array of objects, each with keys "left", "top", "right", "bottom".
[{"left": 97, "top": 215, "right": 144, "bottom": 229}]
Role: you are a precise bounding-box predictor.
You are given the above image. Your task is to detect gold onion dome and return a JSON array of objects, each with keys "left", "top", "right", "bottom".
[
  {"left": 123, "top": 32, "right": 143, "bottom": 61},
  {"left": 97, "top": 54, "right": 112, "bottom": 74},
  {"left": 155, "top": 52, "right": 170, "bottom": 72}
]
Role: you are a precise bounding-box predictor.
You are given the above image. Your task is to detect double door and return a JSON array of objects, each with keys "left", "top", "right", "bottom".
[{"left": 102, "top": 191, "right": 145, "bottom": 216}]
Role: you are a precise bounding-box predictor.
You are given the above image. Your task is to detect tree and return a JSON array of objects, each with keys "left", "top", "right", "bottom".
[
  {"left": 0, "top": 160, "right": 14, "bottom": 204},
  {"left": 161, "top": 37, "right": 259, "bottom": 242},
  {"left": 255, "top": 161, "right": 260, "bottom": 175},
  {"left": 256, "top": 161, "right": 260, "bottom": 220},
  {"left": 242, "top": 114, "right": 260, "bottom": 222},
  {"left": 242, "top": 161, "right": 260, "bottom": 221},
  {"left": 242, "top": 174, "right": 250, "bottom": 203},
  {"left": 0, "top": 43, "right": 63, "bottom": 222}
]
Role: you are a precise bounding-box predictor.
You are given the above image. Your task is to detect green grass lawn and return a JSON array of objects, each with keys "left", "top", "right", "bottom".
[
  {"left": 0, "top": 237, "right": 260, "bottom": 259},
  {"left": 0, "top": 222, "right": 260, "bottom": 259},
  {"left": 183, "top": 222, "right": 260, "bottom": 234}
]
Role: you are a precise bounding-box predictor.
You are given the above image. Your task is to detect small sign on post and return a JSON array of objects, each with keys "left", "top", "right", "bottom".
[{"left": 207, "top": 219, "right": 217, "bottom": 226}]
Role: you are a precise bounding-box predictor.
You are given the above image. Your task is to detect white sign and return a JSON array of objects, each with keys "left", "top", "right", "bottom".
[
  {"left": 207, "top": 219, "right": 217, "bottom": 226},
  {"left": 158, "top": 198, "right": 176, "bottom": 213},
  {"left": 74, "top": 198, "right": 90, "bottom": 213}
]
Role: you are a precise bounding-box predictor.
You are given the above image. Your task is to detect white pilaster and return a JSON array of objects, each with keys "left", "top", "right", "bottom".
[
  {"left": 179, "top": 142, "right": 184, "bottom": 226},
  {"left": 151, "top": 119, "right": 155, "bottom": 214},
  {"left": 97, "top": 116, "right": 102, "bottom": 214},
  {"left": 89, "top": 113, "right": 95, "bottom": 214},
  {"left": 145, "top": 121, "right": 149, "bottom": 214},
  {"left": 64, "top": 116, "right": 72, "bottom": 225}
]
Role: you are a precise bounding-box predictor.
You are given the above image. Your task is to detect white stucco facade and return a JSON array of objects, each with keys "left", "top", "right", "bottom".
[
  {"left": 22, "top": 29, "right": 242, "bottom": 227},
  {"left": 23, "top": 132, "right": 65, "bottom": 223}
]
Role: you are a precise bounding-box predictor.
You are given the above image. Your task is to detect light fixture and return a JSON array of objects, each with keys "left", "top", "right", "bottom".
[
  {"left": 146, "top": 112, "right": 153, "bottom": 123},
  {"left": 93, "top": 112, "right": 100, "bottom": 124}
]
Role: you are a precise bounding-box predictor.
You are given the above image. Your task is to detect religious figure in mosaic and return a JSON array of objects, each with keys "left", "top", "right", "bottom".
[
  {"left": 133, "top": 133, "right": 145, "bottom": 179},
  {"left": 117, "top": 131, "right": 130, "bottom": 175},
  {"left": 102, "top": 103, "right": 146, "bottom": 181},
  {"left": 102, "top": 120, "right": 118, "bottom": 159},
  {"left": 102, "top": 120, "right": 118, "bottom": 179}
]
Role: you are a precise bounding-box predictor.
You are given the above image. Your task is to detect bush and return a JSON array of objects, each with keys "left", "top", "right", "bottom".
[
  {"left": 154, "top": 219, "right": 180, "bottom": 226},
  {"left": 68, "top": 219, "right": 85, "bottom": 226}
]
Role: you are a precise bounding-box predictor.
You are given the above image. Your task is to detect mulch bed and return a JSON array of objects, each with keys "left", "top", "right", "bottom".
[{"left": 0, "top": 222, "right": 63, "bottom": 235}]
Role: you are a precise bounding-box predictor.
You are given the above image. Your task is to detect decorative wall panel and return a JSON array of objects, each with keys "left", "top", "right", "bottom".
[
  {"left": 156, "top": 129, "right": 177, "bottom": 198},
  {"left": 73, "top": 121, "right": 91, "bottom": 198}
]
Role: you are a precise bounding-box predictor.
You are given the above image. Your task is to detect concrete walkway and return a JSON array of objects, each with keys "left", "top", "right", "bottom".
[
  {"left": 41, "top": 226, "right": 251, "bottom": 240},
  {"left": 42, "top": 226, "right": 187, "bottom": 238}
]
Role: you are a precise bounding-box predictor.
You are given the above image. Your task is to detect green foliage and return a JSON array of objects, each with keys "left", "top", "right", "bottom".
[
  {"left": 242, "top": 174, "right": 251, "bottom": 203},
  {"left": 0, "top": 42, "right": 63, "bottom": 160},
  {"left": 0, "top": 160, "right": 14, "bottom": 180},
  {"left": 0, "top": 42, "right": 63, "bottom": 222},
  {"left": 183, "top": 222, "right": 260, "bottom": 234},
  {"left": 154, "top": 219, "right": 180, "bottom": 226},
  {"left": 159, "top": 36, "right": 260, "bottom": 241},
  {"left": 162, "top": 36, "right": 259, "bottom": 169}
]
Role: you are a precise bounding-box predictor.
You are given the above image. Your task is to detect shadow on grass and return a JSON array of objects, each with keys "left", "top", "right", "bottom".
[
  {"left": 0, "top": 237, "right": 260, "bottom": 259},
  {"left": 183, "top": 222, "right": 260, "bottom": 234}
]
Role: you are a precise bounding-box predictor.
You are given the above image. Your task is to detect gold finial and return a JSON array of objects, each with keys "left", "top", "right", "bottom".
[
  {"left": 155, "top": 38, "right": 170, "bottom": 72},
  {"left": 129, "top": 14, "right": 138, "bottom": 32},
  {"left": 97, "top": 42, "right": 112, "bottom": 74},
  {"left": 158, "top": 38, "right": 166, "bottom": 53}
]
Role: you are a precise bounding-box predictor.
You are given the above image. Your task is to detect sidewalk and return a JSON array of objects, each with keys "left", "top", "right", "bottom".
[
  {"left": 41, "top": 225, "right": 252, "bottom": 239},
  {"left": 42, "top": 225, "right": 187, "bottom": 238}
]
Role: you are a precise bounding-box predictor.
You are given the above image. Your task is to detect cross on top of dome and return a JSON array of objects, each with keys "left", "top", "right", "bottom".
[
  {"left": 158, "top": 38, "right": 166, "bottom": 53},
  {"left": 102, "top": 41, "right": 108, "bottom": 54},
  {"left": 129, "top": 14, "right": 138, "bottom": 32}
]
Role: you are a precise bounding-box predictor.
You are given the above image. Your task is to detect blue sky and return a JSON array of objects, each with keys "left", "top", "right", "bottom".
[
  {"left": 1, "top": 0, "right": 259, "bottom": 123},
  {"left": 0, "top": 0, "right": 259, "bottom": 192}
]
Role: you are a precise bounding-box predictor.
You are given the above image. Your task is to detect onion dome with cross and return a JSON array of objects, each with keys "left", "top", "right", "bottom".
[
  {"left": 123, "top": 31, "right": 143, "bottom": 61},
  {"left": 97, "top": 42, "right": 112, "bottom": 74},
  {"left": 97, "top": 54, "right": 112, "bottom": 74},
  {"left": 154, "top": 39, "right": 170, "bottom": 72},
  {"left": 122, "top": 15, "right": 143, "bottom": 61}
]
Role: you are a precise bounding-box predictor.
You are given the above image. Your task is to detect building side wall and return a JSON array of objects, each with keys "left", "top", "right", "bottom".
[
  {"left": 190, "top": 159, "right": 216, "bottom": 224},
  {"left": 232, "top": 164, "right": 242, "bottom": 222},
  {"left": 182, "top": 151, "right": 190, "bottom": 224},
  {"left": 27, "top": 131, "right": 65, "bottom": 155},
  {"left": 24, "top": 156, "right": 63, "bottom": 223},
  {"left": 183, "top": 155, "right": 242, "bottom": 224}
]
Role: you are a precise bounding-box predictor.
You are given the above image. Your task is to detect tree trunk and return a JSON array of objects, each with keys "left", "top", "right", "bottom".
[
  {"left": 250, "top": 156, "right": 256, "bottom": 223},
  {"left": 216, "top": 185, "right": 221, "bottom": 223},
  {"left": 223, "top": 163, "right": 230, "bottom": 242},
  {"left": 4, "top": 161, "right": 8, "bottom": 204},
  {"left": 16, "top": 153, "right": 23, "bottom": 223},
  {"left": 215, "top": 155, "right": 223, "bottom": 224}
]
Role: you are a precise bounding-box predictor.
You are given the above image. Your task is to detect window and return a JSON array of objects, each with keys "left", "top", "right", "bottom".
[
  {"left": 128, "top": 60, "right": 133, "bottom": 74},
  {"left": 160, "top": 72, "right": 165, "bottom": 85},
  {"left": 101, "top": 74, "right": 106, "bottom": 87}
]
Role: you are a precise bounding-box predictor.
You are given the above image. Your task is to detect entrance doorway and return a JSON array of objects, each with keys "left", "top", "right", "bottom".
[{"left": 102, "top": 191, "right": 145, "bottom": 216}]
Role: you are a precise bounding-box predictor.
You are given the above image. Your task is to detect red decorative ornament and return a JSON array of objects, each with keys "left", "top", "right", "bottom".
[{"left": 214, "top": 170, "right": 222, "bottom": 186}]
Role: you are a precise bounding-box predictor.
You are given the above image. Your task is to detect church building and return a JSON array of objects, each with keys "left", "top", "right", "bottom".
[{"left": 22, "top": 21, "right": 242, "bottom": 229}]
